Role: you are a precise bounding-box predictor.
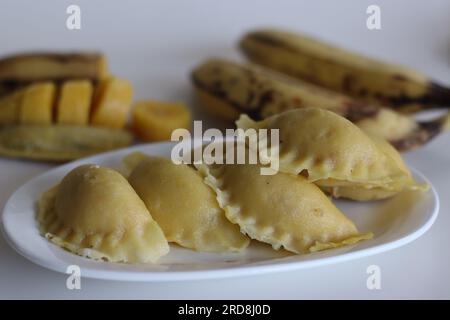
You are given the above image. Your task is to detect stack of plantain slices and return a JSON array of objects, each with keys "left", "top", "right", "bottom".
[
  {"left": 191, "top": 29, "right": 450, "bottom": 152},
  {"left": 0, "top": 52, "right": 135, "bottom": 161}
]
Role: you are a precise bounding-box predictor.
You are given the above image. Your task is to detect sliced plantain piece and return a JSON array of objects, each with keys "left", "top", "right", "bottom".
[
  {"left": 132, "top": 100, "right": 191, "bottom": 141},
  {"left": 240, "top": 29, "right": 450, "bottom": 112},
  {"left": 0, "top": 52, "right": 108, "bottom": 82},
  {"left": 19, "top": 82, "right": 56, "bottom": 125},
  {"left": 0, "top": 89, "right": 24, "bottom": 124},
  {"left": 57, "top": 80, "right": 93, "bottom": 125},
  {"left": 0, "top": 125, "right": 133, "bottom": 162},
  {"left": 91, "top": 77, "right": 133, "bottom": 129}
]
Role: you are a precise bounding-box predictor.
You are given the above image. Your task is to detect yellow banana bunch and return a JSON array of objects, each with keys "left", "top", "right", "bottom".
[
  {"left": 240, "top": 29, "right": 450, "bottom": 112},
  {"left": 192, "top": 59, "right": 450, "bottom": 151}
]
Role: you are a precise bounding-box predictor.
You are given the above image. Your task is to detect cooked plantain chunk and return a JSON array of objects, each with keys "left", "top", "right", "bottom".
[
  {"left": 57, "top": 80, "right": 93, "bottom": 125},
  {"left": 132, "top": 100, "right": 191, "bottom": 141},
  {"left": 0, "top": 125, "right": 133, "bottom": 161},
  {"left": 19, "top": 82, "right": 56, "bottom": 125},
  {"left": 0, "top": 89, "right": 24, "bottom": 124},
  {"left": 91, "top": 77, "right": 133, "bottom": 129}
]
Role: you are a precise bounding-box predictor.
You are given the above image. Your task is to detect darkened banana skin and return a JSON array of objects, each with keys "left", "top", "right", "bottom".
[
  {"left": 0, "top": 125, "right": 133, "bottom": 162},
  {"left": 240, "top": 29, "right": 450, "bottom": 112},
  {"left": 191, "top": 59, "right": 449, "bottom": 151},
  {"left": 391, "top": 112, "right": 450, "bottom": 151},
  {"left": 357, "top": 108, "right": 450, "bottom": 151},
  {"left": 0, "top": 81, "right": 26, "bottom": 97},
  {"left": 0, "top": 52, "right": 107, "bottom": 85},
  {"left": 192, "top": 59, "right": 378, "bottom": 122}
]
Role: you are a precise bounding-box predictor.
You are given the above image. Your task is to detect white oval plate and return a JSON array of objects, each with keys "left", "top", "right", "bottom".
[{"left": 1, "top": 141, "right": 439, "bottom": 282}]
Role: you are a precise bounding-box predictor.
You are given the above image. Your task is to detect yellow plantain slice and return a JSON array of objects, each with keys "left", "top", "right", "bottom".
[
  {"left": 0, "top": 125, "right": 133, "bottom": 161},
  {"left": 91, "top": 77, "right": 133, "bottom": 129},
  {"left": 20, "top": 82, "right": 56, "bottom": 125},
  {"left": 132, "top": 100, "right": 191, "bottom": 141},
  {"left": 57, "top": 80, "right": 93, "bottom": 125},
  {"left": 0, "top": 89, "right": 24, "bottom": 124}
]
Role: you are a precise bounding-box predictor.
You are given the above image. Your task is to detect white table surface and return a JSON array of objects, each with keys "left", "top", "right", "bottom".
[{"left": 1, "top": 0, "right": 450, "bottom": 299}]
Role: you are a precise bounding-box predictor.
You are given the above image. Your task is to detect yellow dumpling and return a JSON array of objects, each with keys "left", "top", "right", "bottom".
[
  {"left": 196, "top": 162, "right": 372, "bottom": 254},
  {"left": 38, "top": 164, "right": 169, "bottom": 263},
  {"left": 237, "top": 108, "right": 423, "bottom": 200},
  {"left": 318, "top": 136, "right": 427, "bottom": 200},
  {"left": 125, "top": 152, "right": 250, "bottom": 252}
]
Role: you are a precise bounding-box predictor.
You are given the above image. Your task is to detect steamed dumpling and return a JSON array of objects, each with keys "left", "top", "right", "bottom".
[
  {"left": 196, "top": 162, "right": 372, "bottom": 254},
  {"left": 125, "top": 152, "right": 250, "bottom": 252},
  {"left": 237, "top": 108, "right": 423, "bottom": 200},
  {"left": 38, "top": 164, "right": 169, "bottom": 263},
  {"left": 318, "top": 136, "right": 427, "bottom": 200}
]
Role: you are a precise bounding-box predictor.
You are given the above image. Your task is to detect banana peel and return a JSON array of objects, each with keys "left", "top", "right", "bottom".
[
  {"left": 0, "top": 52, "right": 108, "bottom": 83},
  {"left": 0, "top": 125, "right": 133, "bottom": 162},
  {"left": 192, "top": 59, "right": 449, "bottom": 151},
  {"left": 240, "top": 29, "right": 450, "bottom": 112}
]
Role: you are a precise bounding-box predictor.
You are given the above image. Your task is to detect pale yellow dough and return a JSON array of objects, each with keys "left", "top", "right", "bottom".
[
  {"left": 38, "top": 164, "right": 169, "bottom": 263},
  {"left": 315, "top": 135, "right": 427, "bottom": 200},
  {"left": 196, "top": 162, "right": 372, "bottom": 254},
  {"left": 237, "top": 108, "right": 425, "bottom": 200},
  {"left": 125, "top": 152, "right": 250, "bottom": 252}
]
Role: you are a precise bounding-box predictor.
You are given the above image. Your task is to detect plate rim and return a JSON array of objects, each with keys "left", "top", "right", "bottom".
[{"left": 0, "top": 142, "right": 440, "bottom": 282}]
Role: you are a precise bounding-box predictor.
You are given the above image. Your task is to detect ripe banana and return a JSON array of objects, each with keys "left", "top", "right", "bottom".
[
  {"left": 0, "top": 52, "right": 107, "bottom": 84},
  {"left": 191, "top": 59, "right": 449, "bottom": 151},
  {"left": 192, "top": 59, "right": 378, "bottom": 122},
  {"left": 240, "top": 29, "right": 450, "bottom": 112}
]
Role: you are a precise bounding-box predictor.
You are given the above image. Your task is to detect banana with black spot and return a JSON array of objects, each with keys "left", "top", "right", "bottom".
[
  {"left": 240, "top": 29, "right": 450, "bottom": 112},
  {"left": 191, "top": 59, "right": 450, "bottom": 151}
]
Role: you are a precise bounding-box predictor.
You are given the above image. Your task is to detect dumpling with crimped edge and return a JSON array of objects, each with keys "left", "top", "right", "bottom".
[
  {"left": 124, "top": 152, "right": 250, "bottom": 252},
  {"left": 38, "top": 164, "right": 169, "bottom": 263},
  {"left": 236, "top": 108, "right": 407, "bottom": 185},
  {"left": 195, "top": 161, "right": 372, "bottom": 254},
  {"left": 317, "top": 136, "right": 428, "bottom": 200},
  {"left": 320, "top": 184, "right": 406, "bottom": 201},
  {"left": 236, "top": 108, "right": 424, "bottom": 199}
]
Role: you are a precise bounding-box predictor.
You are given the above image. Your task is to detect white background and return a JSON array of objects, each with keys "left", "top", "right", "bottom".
[{"left": 1, "top": 0, "right": 450, "bottom": 299}]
